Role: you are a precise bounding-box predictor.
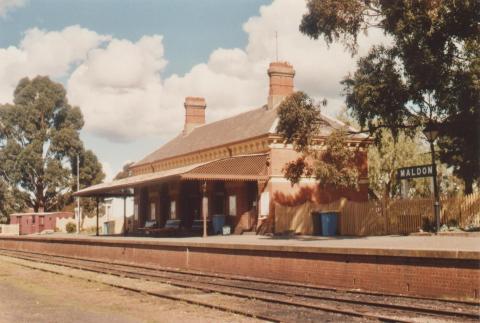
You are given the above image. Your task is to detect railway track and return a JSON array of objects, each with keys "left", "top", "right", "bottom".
[{"left": 0, "top": 248, "right": 478, "bottom": 322}]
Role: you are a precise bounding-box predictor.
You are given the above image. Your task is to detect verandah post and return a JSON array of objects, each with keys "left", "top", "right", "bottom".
[
  {"left": 123, "top": 195, "right": 127, "bottom": 236},
  {"left": 202, "top": 181, "right": 207, "bottom": 238}
]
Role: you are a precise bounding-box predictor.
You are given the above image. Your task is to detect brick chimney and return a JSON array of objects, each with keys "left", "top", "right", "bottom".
[
  {"left": 184, "top": 96, "right": 206, "bottom": 135},
  {"left": 267, "top": 61, "right": 295, "bottom": 109}
]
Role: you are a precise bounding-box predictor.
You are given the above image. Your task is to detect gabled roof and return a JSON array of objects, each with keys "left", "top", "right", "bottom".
[{"left": 133, "top": 105, "right": 367, "bottom": 168}]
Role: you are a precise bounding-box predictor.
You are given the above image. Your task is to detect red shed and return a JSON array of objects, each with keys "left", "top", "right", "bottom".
[{"left": 9, "top": 212, "right": 74, "bottom": 235}]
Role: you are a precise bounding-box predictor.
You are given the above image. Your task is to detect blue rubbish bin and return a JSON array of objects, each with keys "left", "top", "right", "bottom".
[
  {"left": 320, "top": 212, "right": 338, "bottom": 236},
  {"left": 212, "top": 214, "right": 226, "bottom": 235}
]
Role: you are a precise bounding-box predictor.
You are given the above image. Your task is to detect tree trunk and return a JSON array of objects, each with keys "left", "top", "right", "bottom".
[{"left": 35, "top": 182, "right": 45, "bottom": 213}]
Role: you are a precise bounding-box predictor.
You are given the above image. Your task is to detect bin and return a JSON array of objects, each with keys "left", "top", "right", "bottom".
[
  {"left": 212, "top": 214, "right": 226, "bottom": 235},
  {"left": 103, "top": 221, "right": 115, "bottom": 235},
  {"left": 320, "top": 212, "right": 338, "bottom": 236},
  {"left": 311, "top": 212, "right": 323, "bottom": 236},
  {"left": 222, "top": 225, "right": 231, "bottom": 235}
]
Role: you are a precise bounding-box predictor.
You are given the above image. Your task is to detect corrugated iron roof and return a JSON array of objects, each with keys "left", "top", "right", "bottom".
[
  {"left": 10, "top": 212, "right": 74, "bottom": 218},
  {"left": 74, "top": 163, "right": 204, "bottom": 197},
  {"left": 75, "top": 154, "right": 269, "bottom": 197},
  {"left": 182, "top": 154, "right": 269, "bottom": 181}
]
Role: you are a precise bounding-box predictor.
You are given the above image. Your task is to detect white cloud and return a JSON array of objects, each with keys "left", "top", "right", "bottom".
[
  {"left": 0, "top": 0, "right": 24, "bottom": 17},
  {"left": 67, "top": 35, "right": 173, "bottom": 141},
  {"left": 0, "top": 0, "right": 389, "bottom": 142},
  {"left": 0, "top": 25, "right": 110, "bottom": 102}
]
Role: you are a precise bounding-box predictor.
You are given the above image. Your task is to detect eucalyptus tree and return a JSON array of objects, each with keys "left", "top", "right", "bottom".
[
  {"left": 276, "top": 91, "right": 360, "bottom": 190},
  {"left": 0, "top": 76, "right": 104, "bottom": 214},
  {"left": 300, "top": 0, "right": 480, "bottom": 193}
]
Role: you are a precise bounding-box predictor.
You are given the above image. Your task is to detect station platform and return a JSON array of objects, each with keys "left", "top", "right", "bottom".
[{"left": 0, "top": 233, "right": 479, "bottom": 301}]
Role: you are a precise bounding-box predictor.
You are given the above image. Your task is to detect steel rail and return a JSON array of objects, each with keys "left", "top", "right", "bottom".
[
  {"left": 2, "top": 247, "right": 477, "bottom": 307},
  {"left": 2, "top": 249, "right": 478, "bottom": 322},
  {"left": 0, "top": 250, "right": 408, "bottom": 322}
]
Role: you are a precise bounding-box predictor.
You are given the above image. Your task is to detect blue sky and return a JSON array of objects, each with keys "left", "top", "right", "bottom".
[
  {"left": 0, "top": 0, "right": 385, "bottom": 180},
  {"left": 0, "top": 0, "right": 270, "bottom": 76}
]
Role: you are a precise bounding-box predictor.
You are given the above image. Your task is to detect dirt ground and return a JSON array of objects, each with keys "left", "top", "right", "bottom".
[{"left": 0, "top": 260, "right": 261, "bottom": 323}]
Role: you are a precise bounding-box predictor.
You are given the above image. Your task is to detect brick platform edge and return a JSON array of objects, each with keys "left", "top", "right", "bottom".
[{"left": 0, "top": 236, "right": 478, "bottom": 301}]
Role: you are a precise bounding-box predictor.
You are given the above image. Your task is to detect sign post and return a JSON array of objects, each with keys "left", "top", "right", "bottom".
[{"left": 397, "top": 164, "right": 440, "bottom": 232}]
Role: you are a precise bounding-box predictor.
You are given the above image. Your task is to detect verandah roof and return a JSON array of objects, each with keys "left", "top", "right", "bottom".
[{"left": 74, "top": 154, "right": 269, "bottom": 198}]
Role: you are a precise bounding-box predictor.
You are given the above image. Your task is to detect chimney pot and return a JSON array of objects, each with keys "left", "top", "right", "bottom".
[
  {"left": 267, "top": 61, "right": 295, "bottom": 109},
  {"left": 184, "top": 96, "right": 206, "bottom": 135}
]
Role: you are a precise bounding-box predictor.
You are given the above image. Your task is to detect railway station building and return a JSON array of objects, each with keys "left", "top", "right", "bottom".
[{"left": 76, "top": 61, "right": 370, "bottom": 235}]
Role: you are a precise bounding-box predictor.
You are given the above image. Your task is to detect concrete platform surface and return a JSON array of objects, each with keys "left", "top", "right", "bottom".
[{"left": 5, "top": 232, "right": 480, "bottom": 259}]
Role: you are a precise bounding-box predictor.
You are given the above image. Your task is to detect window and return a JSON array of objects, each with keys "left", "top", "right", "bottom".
[
  {"left": 40, "top": 216, "right": 44, "bottom": 225},
  {"left": 228, "top": 195, "right": 237, "bottom": 216},
  {"left": 150, "top": 202, "right": 156, "bottom": 220},
  {"left": 32, "top": 216, "right": 35, "bottom": 224},
  {"left": 170, "top": 201, "right": 176, "bottom": 219}
]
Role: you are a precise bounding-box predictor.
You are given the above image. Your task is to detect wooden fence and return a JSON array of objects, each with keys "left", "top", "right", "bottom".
[{"left": 274, "top": 192, "right": 480, "bottom": 236}]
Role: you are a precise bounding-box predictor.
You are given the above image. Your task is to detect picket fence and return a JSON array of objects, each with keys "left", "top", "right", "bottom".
[{"left": 274, "top": 192, "right": 480, "bottom": 236}]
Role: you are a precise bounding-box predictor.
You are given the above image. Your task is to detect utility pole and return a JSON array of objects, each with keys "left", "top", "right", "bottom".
[{"left": 76, "top": 154, "right": 80, "bottom": 234}]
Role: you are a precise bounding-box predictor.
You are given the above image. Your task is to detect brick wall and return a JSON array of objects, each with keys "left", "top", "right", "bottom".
[{"left": 0, "top": 237, "right": 477, "bottom": 301}]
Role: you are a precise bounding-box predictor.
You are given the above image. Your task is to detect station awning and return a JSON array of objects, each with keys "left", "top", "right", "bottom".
[{"left": 74, "top": 154, "right": 269, "bottom": 197}]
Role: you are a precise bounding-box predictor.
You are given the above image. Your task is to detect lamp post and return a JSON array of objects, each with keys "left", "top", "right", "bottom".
[{"left": 422, "top": 122, "right": 440, "bottom": 233}]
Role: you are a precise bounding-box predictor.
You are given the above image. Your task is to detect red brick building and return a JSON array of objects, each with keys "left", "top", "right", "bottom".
[
  {"left": 9, "top": 212, "right": 73, "bottom": 235},
  {"left": 76, "top": 61, "right": 369, "bottom": 235}
]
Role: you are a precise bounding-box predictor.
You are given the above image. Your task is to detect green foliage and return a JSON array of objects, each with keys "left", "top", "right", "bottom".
[
  {"left": 276, "top": 91, "right": 323, "bottom": 153},
  {"left": 282, "top": 158, "right": 314, "bottom": 186},
  {"left": 65, "top": 222, "right": 76, "bottom": 234},
  {"left": 338, "top": 108, "right": 464, "bottom": 198},
  {"left": 0, "top": 76, "right": 105, "bottom": 214},
  {"left": 0, "top": 178, "right": 27, "bottom": 223},
  {"left": 368, "top": 129, "right": 430, "bottom": 198},
  {"left": 300, "top": 0, "right": 377, "bottom": 53},
  {"left": 301, "top": 0, "right": 480, "bottom": 193},
  {"left": 277, "top": 92, "right": 360, "bottom": 189},
  {"left": 314, "top": 130, "right": 359, "bottom": 189}
]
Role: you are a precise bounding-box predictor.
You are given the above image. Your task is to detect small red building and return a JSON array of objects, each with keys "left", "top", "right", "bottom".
[{"left": 9, "top": 212, "right": 73, "bottom": 235}]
